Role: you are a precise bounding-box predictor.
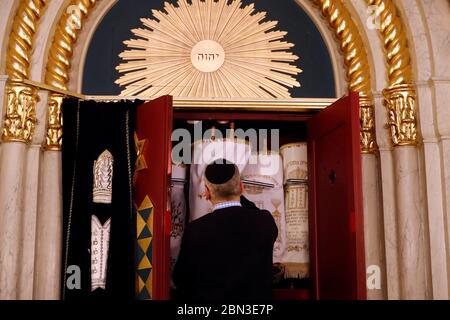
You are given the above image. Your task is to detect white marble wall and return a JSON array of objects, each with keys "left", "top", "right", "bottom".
[
  {"left": 398, "top": 0, "right": 450, "bottom": 299},
  {"left": 420, "top": 0, "right": 450, "bottom": 78}
]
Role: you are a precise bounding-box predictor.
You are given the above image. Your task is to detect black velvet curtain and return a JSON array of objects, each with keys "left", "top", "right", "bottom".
[{"left": 61, "top": 99, "right": 141, "bottom": 300}]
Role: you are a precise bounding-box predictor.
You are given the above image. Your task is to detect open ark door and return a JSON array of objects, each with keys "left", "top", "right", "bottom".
[
  {"left": 307, "top": 92, "right": 366, "bottom": 300},
  {"left": 134, "top": 95, "right": 173, "bottom": 300}
]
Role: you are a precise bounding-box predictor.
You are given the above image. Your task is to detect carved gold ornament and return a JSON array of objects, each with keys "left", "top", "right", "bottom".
[
  {"left": 6, "top": 0, "right": 48, "bottom": 81},
  {"left": 2, "top": 0, "right": 47, "bottom": 144},
  {"left": 45, "top": 0, "right": 97, "bottom": 90},
  {"left": 93, "top": 150, "right": 114, "bottom": 204},
  {"left": 383, "top": 84, "right": 417, "bottom": 146},
  {"left": 116, "top": 0, "right": 301, "bottom": 98},
  {"left": 360, "top": 96, "right": 377, "bottom": 153},
  {"left": 43, "top": 0, "right": 97, "bottom": 151},
  {"left": 366, "top": 0, "right": 412, "bottom": 86},
  {"left": 2, "top": 83, "right": 39, "bottom": 143},
  {"left": 134, "top": 133, "right": 148, "bottom": 171},
  {"left": 5, "top": 0, "right": 415, "bottom": 150},
  {"left": 44, "top": 94, "right": 63, "bottom": 150},
  {"left": 313, "top": 0, "right": 377, "bottom": 154},
  {"left": 367, "top": 0, "right": 417, "bottom": 146}
]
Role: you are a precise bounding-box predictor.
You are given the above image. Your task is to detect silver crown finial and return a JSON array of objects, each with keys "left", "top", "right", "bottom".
[{"left": 93, "top": 150, "right": 114, "bottom": 204}]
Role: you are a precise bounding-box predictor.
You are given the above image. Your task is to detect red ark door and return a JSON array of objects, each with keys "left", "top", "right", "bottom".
[
  {"left": 134, "top": 95, "right": 173, "bottom": 300},
  {"left": 307, "top": 92, "right": 366, "bottom": 300}
]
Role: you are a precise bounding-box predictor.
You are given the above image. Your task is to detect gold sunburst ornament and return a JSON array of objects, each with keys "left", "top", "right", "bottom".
[{"left": 115, "top": 0, "right": 301, "bottom": 98}]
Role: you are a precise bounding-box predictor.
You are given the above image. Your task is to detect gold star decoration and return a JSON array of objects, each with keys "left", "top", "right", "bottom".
[
  {"left": 134, "top": 132, "right": 148, "bottom": 171},
  {"left": 116, "top": 0, "right": 301, "bottom": 98}
]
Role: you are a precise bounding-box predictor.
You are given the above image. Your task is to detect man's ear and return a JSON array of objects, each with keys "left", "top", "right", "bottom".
[
  {"left": 240, "top": 181, "right": 244, "bottom": 194},
  {"left": 204, "top": 185, "right": 211, "bottom": 200}
]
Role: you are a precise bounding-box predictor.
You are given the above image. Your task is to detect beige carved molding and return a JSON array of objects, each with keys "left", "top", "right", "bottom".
[
  {"left": 2, "top": 82, "right": 39, "bottom": 143},
  {"left": 312, "top": 0, "right": 377, "bottom": 153},
  {"left": 367, "top": 0, "right": 417, "bottom": 146},
  {"left": 43, "top": 0, "right": 97, "bottom": 150}
]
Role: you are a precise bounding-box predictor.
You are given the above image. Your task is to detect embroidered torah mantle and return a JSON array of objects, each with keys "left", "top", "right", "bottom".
[
  {"left": 242, "top": 153, "right": 286, "bottom": 262},
  {"left": 189, "top": 139, "right": 251, "bottom": 221},
  {"left": 61, "top": 98, "right": 138, "bottom": 299}
]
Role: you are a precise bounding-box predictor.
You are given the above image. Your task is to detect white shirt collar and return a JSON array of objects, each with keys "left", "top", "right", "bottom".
[{"left": 212, "top": 201, "right": 242, "bottom": 211}]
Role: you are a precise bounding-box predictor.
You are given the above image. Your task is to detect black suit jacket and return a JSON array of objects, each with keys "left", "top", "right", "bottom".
[{"left": 173, "top": 196, "right": 278, "bottom": 301}]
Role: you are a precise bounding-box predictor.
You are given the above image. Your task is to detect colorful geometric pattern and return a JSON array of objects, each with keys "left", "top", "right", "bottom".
[{"left": 136, "top": 195, "right": 154, "bottom": 300}]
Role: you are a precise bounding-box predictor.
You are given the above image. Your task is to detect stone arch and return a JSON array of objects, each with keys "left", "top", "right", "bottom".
[{"left": 38, "top": 0, "right": 378, "bottom": 152}]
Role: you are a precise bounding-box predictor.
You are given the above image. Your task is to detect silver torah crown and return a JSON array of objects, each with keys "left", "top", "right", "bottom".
[{"left": 93, "top": 149, "right": 114, "bottom": 204}]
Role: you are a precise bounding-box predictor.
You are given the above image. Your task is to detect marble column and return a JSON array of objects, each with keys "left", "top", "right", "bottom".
[
  {"left": 0, "top": 76, "right": 8, "bottom": 135},
  {"left": 441, "top": 137, "right": 450, "bottom": 292},
  {"left": 33, "top": 151, "right": 62, "bottom": 300},
  {"left": 433, "top": 78, "right": 450, "bottom": 298},
  {"left": 393, "top": 146, "right": 429, "bottom": 299},
  {"left": 32, "top": 91, "right": 63, "bottom": 299},
  {"left": 16, "top": 145, "right": 41, "bottom": 299},
  {"left": 362, "top": 153, "right": 387, "bottom": 299},
  {"left": 373, "top": 94, "right": 400, "bottom": 300},
  {"left": 0, "top": 142, "right": 27, "bottom": 299},
  {"left": 16, "top": 91, "right": 48, "bottom": 300},
  {"left": 416, "top": 81, "right": 449, "bottom": 299},
  {"left": 0, "top": 81, "right": 40, "bottom": 299}
]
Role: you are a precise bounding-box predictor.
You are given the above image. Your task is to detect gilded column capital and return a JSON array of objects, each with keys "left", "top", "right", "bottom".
[
  {"left": 2, "top": 82, "right": 39, "bottom": 143},
  {"left": 2, "top": 0, "right": 47, "bottom": 144},
  {"left": 360, "top": 95, "right": 378, "bottom": 153},
  {"left": 383, "top": 84, "right": 417, "bottom": 147},
  {"left": 43, "top": 93, "right": 63, "bottom": 151}
]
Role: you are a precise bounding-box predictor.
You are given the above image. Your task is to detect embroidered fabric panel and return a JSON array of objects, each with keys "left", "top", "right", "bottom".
[{"left": 91, "top": 215, "right": 111, "bottom": 291}]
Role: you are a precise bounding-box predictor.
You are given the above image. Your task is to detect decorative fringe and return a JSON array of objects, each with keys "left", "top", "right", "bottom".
[{"left": 283, "top": 263, "right": 309, "bottom": 279}]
